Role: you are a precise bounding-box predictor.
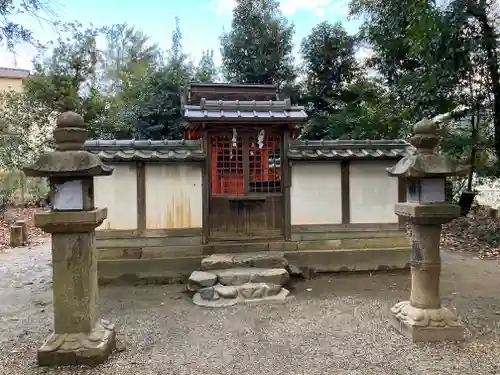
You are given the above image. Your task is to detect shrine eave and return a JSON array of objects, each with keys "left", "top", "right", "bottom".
[{"left": 183, "top": 108, "right": 308, "bottom": 121}]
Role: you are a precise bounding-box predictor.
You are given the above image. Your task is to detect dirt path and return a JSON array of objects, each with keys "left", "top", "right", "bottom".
[{"left": 1, "top": 242, "right": 500, "bottom": 374}]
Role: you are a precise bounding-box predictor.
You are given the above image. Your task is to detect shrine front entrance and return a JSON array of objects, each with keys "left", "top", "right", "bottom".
[{"left": 207, "top": 127, "right": 285, "bottom": 241}]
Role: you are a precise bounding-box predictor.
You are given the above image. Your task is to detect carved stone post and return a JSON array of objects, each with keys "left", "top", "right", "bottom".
[
  {"left": 386, "top": 119, "right": 469, "bottom": 342},
  {"left": 23, "top": 112, "right": 116, "bottom": 365}
]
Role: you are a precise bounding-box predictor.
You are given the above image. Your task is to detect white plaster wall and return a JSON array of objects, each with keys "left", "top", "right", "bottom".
[
  {"left": 349, "top": 160, "right": 399, "bottom": 223},
  {"left": 145, "top": 164, "right": 202, "bottom": 229},
  {"left": 291, "top": 162, "right": 342, "bottom": 225},
  {"left": 94, "top": 164, "right": 137, "bottom": 230}
]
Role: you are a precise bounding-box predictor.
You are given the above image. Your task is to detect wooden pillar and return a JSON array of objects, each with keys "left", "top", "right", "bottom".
[
  {"left": 202, "top": 127, "right": 210, "bottom": 244},
  {"left": 282, "top": 130, "right": 292, "bottom": 240},
  {"left": 341, "top": 160, "right": 350, "bottom": 224},
  {"left": 136, "top": 161, "right": 146, "bottom": 236}
]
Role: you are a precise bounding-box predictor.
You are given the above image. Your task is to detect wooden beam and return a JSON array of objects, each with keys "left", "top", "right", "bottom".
[
  {"left": 136, "top": 161, "right": 146, "bottom": 236},
  {"left": 202, "top": 129, "right": 210, "bottom": 244},
  {"left": 341, "top": 160, "right": 350, "bottom": 224},
  {"left": 282, "top": 130, "right": 292, "bottom": 240}
]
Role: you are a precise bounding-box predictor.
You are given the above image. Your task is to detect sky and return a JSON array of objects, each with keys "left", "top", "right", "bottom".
[{"left": 0, "top": 0, "right": 364, "bottom": 71}]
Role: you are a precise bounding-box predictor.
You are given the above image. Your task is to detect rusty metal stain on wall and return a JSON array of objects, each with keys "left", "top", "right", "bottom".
[
  {"left": 146, "top": 191, "right": 193, "bottom": 229},
  {"left": 166, "top": 192, "right": 193, "bottom": 228}
]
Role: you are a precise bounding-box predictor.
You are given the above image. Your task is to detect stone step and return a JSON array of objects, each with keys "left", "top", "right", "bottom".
[
  {"left": 215, "top": 267, "right": 290, "bottom": 286},
  {"left": 192, "top": 282, "right": 291, "bottom": 307},
  {"left": 200, "top": 251, "right": 288, "bottom": 271},
  {"left": 188, "top": 267, "right": 290, "bottom": 291}
]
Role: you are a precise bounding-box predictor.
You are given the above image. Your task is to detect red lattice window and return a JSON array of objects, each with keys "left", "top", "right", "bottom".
[
  {"left": 211, "top": 134, "right": 244, "bottom": 195},
  {"left": 248, "top": 134, "right": 281, "bottom": 193},
  {"left": 210, "top": 132, "right": 281, "bottom": 196}
]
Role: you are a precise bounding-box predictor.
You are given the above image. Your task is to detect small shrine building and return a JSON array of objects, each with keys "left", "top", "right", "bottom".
[{"left": 83, "top": 82, "right": 412, "bottom": 283}]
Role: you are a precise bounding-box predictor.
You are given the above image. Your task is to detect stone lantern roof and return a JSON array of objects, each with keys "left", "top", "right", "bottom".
[
  {"left": 23, "top": 112, "right": 114, "bottom": 178},
  {"left": 386, "top": 118, "right": 469, "bottom": 179}
]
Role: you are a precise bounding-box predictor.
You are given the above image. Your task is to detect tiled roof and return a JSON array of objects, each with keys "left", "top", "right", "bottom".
[
  {"left": 82, "top": 138, "right": 412, "bottom": 162},
  {"left": 288, "top": 140, "right": 413, "bottom": 160},
  {"left": 0, "top": 67, "right": 30, "bottom": 78},
  {"left": 183, "top": 98, "right": 308, "bottom": 121},
  {"left": 83, "top": 139, "right": 206, "bottom": 162}
]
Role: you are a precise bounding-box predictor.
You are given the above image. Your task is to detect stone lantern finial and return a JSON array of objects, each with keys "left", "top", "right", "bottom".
[
  {"left": 409, "top": 118, "right": 438, "bottom": 154},
  {"left": 53, "top": 111, "right": 88, "bottom": 151}
]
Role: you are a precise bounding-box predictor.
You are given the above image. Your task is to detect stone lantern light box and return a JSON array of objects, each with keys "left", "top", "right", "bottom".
[
  {"left": 51, "top": 177, "right": 93, "bottom": 211},
  {"left": 406, "top": 177, "right": 446, "bottom": 204}
]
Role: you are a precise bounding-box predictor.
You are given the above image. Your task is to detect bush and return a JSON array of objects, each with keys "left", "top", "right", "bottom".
[
  {"left": 0, "top": 171, "right": 21, "bottom": 214},
  {"left": 26, "top": 177, "right": 50, "bottom": 206}
]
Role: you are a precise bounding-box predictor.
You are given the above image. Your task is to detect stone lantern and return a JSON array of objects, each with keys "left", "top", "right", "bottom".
[
  {"left": 386, "top": 118, "right": 469, "bottom": 342},
  {"left": 23, "top": 112, "right": 116, "bottom": 366}
]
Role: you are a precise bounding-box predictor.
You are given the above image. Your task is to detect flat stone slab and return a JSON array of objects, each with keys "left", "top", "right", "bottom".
[
  {"left": 192, "top": 288, "right": 291, "bottom": 308},
  {"left": 200, "top": 252, "right": 288, "bottom": 271},
  {"left": 187, "top": 271, "right": 217, "bottom": 291},
  {"left": 214, "top": 268, "right": 290, "bottom": 286}
]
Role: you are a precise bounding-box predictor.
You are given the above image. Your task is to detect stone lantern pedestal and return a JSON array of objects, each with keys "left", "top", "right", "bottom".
[
  {"left": 23, "top": 112, "right": 116, "bottom": 366},
  {"left": 386, "top": 119, "right": 469, "bottom": 342}
]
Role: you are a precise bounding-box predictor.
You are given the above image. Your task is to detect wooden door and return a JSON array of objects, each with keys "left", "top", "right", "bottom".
[{"left": 208, "top": 129, "right": 284, "bottom": 241}]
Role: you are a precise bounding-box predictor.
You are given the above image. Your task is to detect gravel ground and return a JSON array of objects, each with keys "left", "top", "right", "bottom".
[{"left": 2, "top": 242, "right": 500, "bottom": 375}]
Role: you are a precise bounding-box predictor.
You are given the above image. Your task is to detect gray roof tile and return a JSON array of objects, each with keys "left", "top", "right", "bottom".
[
  {"left": 288, "top": 140, "right": 413, "bottom": 160},
  {"left": 83, "top": 139, "right": 206, "bottom": 162},
  {"left": 82, "top": 138, "right": 412, "bottom": 162},
  {"left": 183, "top": 99, "right": 308, "bottom": 121}
]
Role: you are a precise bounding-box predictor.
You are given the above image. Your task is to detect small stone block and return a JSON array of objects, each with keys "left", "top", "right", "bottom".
[
  {"left": 187, "top": 271, "right": 217, "bottom": 291},
  {"left": 199, "top": 287, "right": 220, "bottom": 301},
  {"left": 238, "top": 283, "right": 282, "bottom": 299},
  {"left": 37, "top": 320, "right": 116, "bottom": 366},
  {"left": 215, "top": 268, "right": 290, "bottom": 286},
  {"left": 14, "top": 220, "right": 28, "bottom": 244},
  {"left": 214, "top": 284, "right": 238, "bottom": 298},
  {"left": 10, "top": 225, "right": 23, "bottom": 247}
]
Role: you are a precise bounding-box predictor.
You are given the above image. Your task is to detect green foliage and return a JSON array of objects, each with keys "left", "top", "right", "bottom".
[
  {"left": 0, "top": 90, "right": 54, "bottom": 170},
  {"left": 23, "top": 22, "right": 119, "bottom": 139},
  {"left": 220, "top": 0, "right": 296, "bottom": 86},
  {"left": 0, "top": 172, "right": 21, "bottom": 213},
  {"left": 125, "top": 69, "right": 184, "bottom": 139},
  {"left": 122, "top": 17, "right": 192, "bottom": 139},
  {"left": 300, "top": 21, "right": 359, "bottom": 114},
  {"left": 299, "top": 22, "right": 408, "bottom": 140},
  {"left": 26, "top": 177, "right": 50, "bottom": 205},
  {"left": 194, "top": 49, "right": 218, "bottom": 83}
]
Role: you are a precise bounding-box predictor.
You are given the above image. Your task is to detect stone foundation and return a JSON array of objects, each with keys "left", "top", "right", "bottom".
[
  {"left": 389, "top": 301, "right": 465, "bottom": 342},
  {"left": 96, "top": 229, "right": 411, "bottom": 284}
]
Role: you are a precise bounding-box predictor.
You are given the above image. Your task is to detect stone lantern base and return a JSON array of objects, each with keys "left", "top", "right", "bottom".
[
  {"left": 389, "top": 301, "right": 465, "bottom": 342},
  {"left": 38, "top": 320, "right": 116, "bottom": 366}
]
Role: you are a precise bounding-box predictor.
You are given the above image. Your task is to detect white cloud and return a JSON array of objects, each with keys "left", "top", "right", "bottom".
[{"left": 206, "top": 0, "right": 347, "bottom": 17}]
